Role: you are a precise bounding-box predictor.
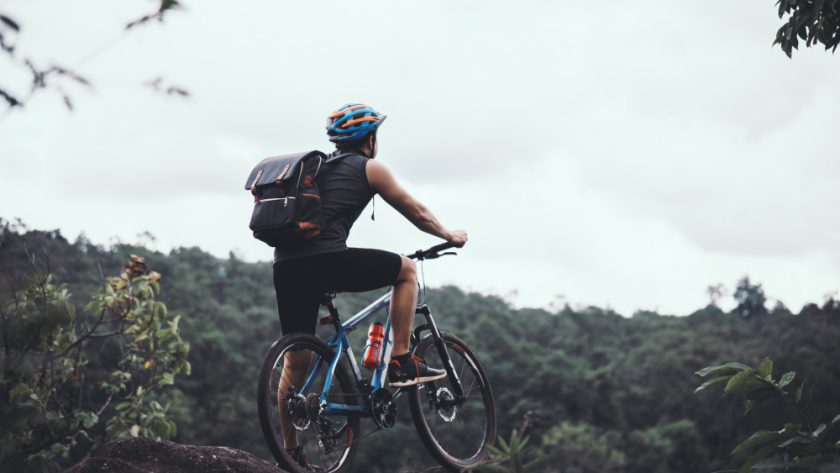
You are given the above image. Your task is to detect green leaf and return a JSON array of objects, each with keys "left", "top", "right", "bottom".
[
  {"left": 777, "top": 436, "right": 810, "bottom": 450},
  {"left": 731, "top": 426, "right": 797, "bottom": 455},
  {"left": 497, "top": 434, "right": 509, "bottom": 451},
  {"left": 725, "top": 369, "right": 760, "bottom": 395},
  {"left": 739, "top": 445, "right": 774, "bottom": 473},
  {"left": 475, "top": 465, "right": 508, "bottom": 473},
  {"left": 523, "top": 457, "right": 549, "bottom": 472},
  {"left": 158, "top": 373, "right": 175, "bottom": 387},
  {"left": 795, "top": 380, "right": 805, "bottom": 403},
  {"left": 778, "top": 371, "right": 796, "bottom": 389},
  {"left": 813, "top": 423, "right": 826, "bottom": 440},
  {"left": 787, "top": 454, "right": 832, "bottom": 469},
  {"left": 488, "top": 444, "right": 504, "bottom": 457},
  {"left": 756, "top": 357, "right": 773, "bottom": 380},
  {"left": 744, "top": 399, "right": 763, "bottom": 415},
  {"left": 81, "top": 412, "right": 99, "bottom": 429},
  {"left": 695, "top": 376, "right": 730, "bottom": 394},
  {"left": 696, "top": 362, "right": 751, "bottom": 378}
]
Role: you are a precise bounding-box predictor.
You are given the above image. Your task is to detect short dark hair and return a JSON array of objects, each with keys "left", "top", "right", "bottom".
[{"left": 335, "top": 133, "right": 374, "bottom": 151}]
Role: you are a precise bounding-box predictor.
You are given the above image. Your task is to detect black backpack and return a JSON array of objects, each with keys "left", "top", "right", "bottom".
[{"left": 244, "top": 150, "right": 329, "bottom": 248}]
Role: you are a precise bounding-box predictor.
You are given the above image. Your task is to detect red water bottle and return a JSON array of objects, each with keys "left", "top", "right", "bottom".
[{"left": 363, "top": 322, "right": 385, "bottom": 369}]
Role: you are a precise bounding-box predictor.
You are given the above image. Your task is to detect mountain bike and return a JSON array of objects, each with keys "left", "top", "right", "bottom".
[{"left": 257, "top": 242, "right": 497, "bottom": 473}]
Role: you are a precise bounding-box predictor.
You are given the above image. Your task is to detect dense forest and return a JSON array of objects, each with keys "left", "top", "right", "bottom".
[{"left": 2, "top": 220, "right": 839, "bottom": 473}]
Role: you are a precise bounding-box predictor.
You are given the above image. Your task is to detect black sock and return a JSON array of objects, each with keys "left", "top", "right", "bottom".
[{"left": 392, "top": 352, "right": 410, "bottom": 365}]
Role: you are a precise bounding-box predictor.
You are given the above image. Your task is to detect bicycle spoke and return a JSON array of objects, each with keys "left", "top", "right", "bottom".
[
  {"left": 259, "top": 337, "right": 362, "bottom": 473},
  {"left": 409, "top": 333, "right": 497, "bottom": 468}
]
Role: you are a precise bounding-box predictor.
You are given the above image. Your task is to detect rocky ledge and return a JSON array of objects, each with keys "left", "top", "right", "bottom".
[{"left": 65, "top": 437, "right": 287, "bottom": 473}]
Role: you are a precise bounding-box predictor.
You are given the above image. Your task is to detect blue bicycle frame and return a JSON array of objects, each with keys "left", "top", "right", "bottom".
[{"left": 297, "top": 290, "right": 395, "bottom": 417}]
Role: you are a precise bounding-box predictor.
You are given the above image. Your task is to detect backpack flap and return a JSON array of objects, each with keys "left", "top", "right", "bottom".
[
  {"left": 244, "top": 150, "right": 327, "bottom": 248},
  {"left": 243, "top": 150, "right": 326, "bottom": 191}
]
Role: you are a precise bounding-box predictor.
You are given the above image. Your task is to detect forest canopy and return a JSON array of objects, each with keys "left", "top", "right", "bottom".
[{"left": 1, "top": 220, "right": 839, "bottom": 473}]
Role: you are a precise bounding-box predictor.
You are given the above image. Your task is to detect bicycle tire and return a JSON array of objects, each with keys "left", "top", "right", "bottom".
[
  {"left": 257, "top": 333, "right": 362, "bottom": 473},
  {"left": 408, "top": 332, "right": 497, "bottom": 472}
]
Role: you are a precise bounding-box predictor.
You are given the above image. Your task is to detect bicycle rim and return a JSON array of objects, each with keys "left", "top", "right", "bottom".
[
  {"left": 257, "top": 335, "right": 360, "bottom": 473},
  {"left": 409, "top": 333, "right": 497, "bottom": 470}
]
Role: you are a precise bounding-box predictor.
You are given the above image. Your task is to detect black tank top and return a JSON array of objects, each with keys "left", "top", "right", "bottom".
[{"left": 273, "top": 151, "right": 373, "bottom": 262}]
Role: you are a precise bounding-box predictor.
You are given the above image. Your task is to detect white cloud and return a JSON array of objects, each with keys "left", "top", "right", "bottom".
[{"left": 1, "top": 0, "right": 838, "bottom": 315}]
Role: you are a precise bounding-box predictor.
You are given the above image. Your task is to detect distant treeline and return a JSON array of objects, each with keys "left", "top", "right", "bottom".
[{"left": 1, "top": 220, "right": 839, "bottom": 473}]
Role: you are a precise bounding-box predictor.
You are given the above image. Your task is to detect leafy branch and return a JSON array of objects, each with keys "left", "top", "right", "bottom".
[
  {"left": 0, "top": 1, "right": 185, "bottom": 115},
  {"left": 774, "top": 0, "right": 840, "bottom": 57},
  {"left": 695, "top": 357, "right": 840, "bottom": 472},
  {"left": 0, "top": 255, "right": 190, "bottom": 472}
]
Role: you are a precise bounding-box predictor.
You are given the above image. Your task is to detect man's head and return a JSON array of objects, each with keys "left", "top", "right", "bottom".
[{"left": 326, "top": 103, "right": 386, "bottom": 158}]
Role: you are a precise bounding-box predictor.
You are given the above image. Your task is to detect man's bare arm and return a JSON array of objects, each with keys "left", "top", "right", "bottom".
[{"left": 366, "top": 160, "right": 467, "bottom": 245}]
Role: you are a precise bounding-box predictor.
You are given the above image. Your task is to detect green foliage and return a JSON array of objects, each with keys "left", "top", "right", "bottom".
[
  {"left": 3, "top": 221, "right": 840, "bottom": 472},
  {"left": 695, "top": 357, "right": 840, "bottom": 471},
  {"left": 734, "top": 277, "right": 768, "bottom": 318},
  {"left": 478, "top": 430, "right": 545, "bottom": 473},
  {"left": 774, "top": 0, "right": 840, "bottom": 57},
  {"left": 536, "top": 422, "right": 626, "bottom": 473},
  {"left": 0, "top": 254, "right": 189, "bottom": 472}
]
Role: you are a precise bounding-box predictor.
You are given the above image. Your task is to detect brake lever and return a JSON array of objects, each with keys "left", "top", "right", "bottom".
[{"left": 425, "top": 251, "right": 457, "bottom": 260}]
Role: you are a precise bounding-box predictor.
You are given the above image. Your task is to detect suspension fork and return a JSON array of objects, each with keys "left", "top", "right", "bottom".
[{"left": 412, "top": 305, "right": 465, "bottom": 399}]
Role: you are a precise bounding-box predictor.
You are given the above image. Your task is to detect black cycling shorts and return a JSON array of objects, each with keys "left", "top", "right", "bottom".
[{"left": 272, "top": 248, "right": 402, "bottom": 335}]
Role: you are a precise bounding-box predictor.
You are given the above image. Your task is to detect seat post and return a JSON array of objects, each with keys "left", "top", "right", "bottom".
[{"left": 320, "top": 293, "right": 341, "bottom": 324}]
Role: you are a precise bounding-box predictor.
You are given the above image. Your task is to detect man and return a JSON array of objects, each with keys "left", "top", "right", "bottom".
[{"left": 273, "top": 102, "right": 467, "bottom": 393}]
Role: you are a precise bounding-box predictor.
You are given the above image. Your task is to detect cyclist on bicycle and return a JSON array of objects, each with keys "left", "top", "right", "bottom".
[{"left": 273, "top": 104, "right": 468, "bottom": 461}]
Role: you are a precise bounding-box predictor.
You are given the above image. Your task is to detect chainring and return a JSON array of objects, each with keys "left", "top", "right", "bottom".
[{"left": 370, "top": 388, "right": 397, "bottom": 429}]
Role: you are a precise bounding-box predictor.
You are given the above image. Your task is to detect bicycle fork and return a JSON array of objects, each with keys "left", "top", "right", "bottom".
[{"left": 412, "top": 305, "right": 465, "bottom": 400}]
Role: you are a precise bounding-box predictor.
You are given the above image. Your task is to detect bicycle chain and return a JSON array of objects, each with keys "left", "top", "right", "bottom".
[{"left": 303, "top": 390, "right": 386, "bottom": 450}]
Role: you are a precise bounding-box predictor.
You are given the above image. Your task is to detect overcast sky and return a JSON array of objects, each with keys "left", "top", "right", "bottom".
[{"left": 2, "top": 0, "right": 839, "bottom": 315}]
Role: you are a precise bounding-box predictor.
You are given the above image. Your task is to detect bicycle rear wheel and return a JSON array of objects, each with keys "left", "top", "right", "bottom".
[
  {"left": 257, "top": 333, "right": 361, "bottom": 473},
  {"left": 408, "top": 332, "right": 497, "bottom": 472}
]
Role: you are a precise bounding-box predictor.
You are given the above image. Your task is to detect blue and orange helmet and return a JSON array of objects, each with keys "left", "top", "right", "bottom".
[{"left": 326, "top": 103, "right": 386, "bottom": 143}]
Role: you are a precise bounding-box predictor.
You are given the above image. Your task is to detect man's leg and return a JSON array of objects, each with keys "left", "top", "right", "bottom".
[
  {"left": 278, "top": 350, "right": 312, "bottom": 449},
  {"left": 385, "top": 256, "right": 446, "bottom": 387},
  {"left": 389, "top": 255, "right": 418, "bottom": 356},
  {"left": 272, "top": 259, "right": 319, "bottom": 454},
  {"left": 321, "top": 248, "right": 444, "bottom": 387}
]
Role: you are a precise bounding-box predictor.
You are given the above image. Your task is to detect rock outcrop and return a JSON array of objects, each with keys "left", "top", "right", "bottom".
[{"left": 65, "top": 437, "right": 287, "bottom": 473}]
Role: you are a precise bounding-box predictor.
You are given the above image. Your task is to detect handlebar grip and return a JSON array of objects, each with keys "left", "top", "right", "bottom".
[
  {"left": 429, "top": 241, "right": 460, "bottom": 254},
  {"left": 407, "top": 241, "right": 462, "bottom": 260}
]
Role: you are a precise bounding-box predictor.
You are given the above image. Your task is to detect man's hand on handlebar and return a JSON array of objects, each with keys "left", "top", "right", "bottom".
[
  {"left": 446, "top": 230, "right": 468, "bottom": 247},
  {"left": 408, "top": 239, "right": 466, "bottom": 260}
]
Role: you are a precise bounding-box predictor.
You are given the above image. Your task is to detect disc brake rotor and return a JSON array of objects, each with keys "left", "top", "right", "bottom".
[{"left": 435, "top": 387, "right": 457, "bottom": 422}]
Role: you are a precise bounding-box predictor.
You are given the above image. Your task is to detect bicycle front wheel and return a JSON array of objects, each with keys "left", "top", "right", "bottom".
[
  {"left": 257, "top": 333, "right": 361, "bottom": 473},
  {"left": 408, "top": 332, "right": 497, "bottom": 472}
]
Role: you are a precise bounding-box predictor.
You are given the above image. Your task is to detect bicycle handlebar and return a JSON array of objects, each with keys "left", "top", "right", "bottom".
[{"left": 407, "top": 241, "right": 462, "bottom": 260}]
